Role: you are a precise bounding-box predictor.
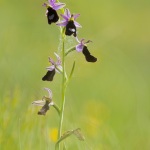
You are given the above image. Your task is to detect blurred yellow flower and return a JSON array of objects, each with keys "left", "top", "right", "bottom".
[{"left": 49, "top": 128, "right": 58, "bottom": 142}]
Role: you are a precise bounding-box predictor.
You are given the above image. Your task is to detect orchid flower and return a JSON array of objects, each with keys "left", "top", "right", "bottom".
[
  {"left": 43, "top": 0, "right": 66, "bottom": 24},
  {"left": 76, "top": 38, "right": 97, "bottom": 62},
  {"left": 42, "top": 53, "right": 62, "bottom": 81},
  {"left": 32, "top": 88, "right": 54, "bottom": 115},
  {"left": 57, "top": 9, "right": 82, "bottom": 37}
]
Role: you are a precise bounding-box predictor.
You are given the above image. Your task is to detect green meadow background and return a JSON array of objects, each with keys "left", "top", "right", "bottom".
[{"left": 0, "top": 0, "right": 150, "bottom": 149}]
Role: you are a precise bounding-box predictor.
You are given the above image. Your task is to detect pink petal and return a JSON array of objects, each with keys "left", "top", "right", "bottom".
[
  {"left": 74, "top": 21, "right": 82, "bottom": 28},
  {"left": 60, "top": 14, "right": 69, "bottom": 20},
  {"left": 49, "top": 0, "right": 55, "bottom": 5},
  {"left": 44, "top": 88, "right": 53, "bottom": 99},
  {"left": 49, "top": 57, "right": 55, "bottom": 65},
  {"left": 32, "top": 100, "right": 45, "bottom": 106},
  {"left": 64, "top": 9, "right": 71, "bottom": 18},
  {"left": 56, "top": 20, "right": 68, "bottom": 26},
  {"left": 73, "top": 14, "right": 80, "bottom": 20},
  {"left": 46, "top": 65, "right": 55, "bottom": 71},
  {"left": 76, "top": 44, "right": 84, "bottom": 52},
  {"left": 53, "top": 2, "right": 66, "bottom": 10}
]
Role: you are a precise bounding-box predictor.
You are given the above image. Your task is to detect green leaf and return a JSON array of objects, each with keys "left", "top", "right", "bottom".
[
  {"left": 68, "top": 61, "right": 76, "bottom": 80},
  {"left": 55, "top": 128, "right": 85, "bottom": 147},
  {"left": 65, "top": 47, "right": 76, "bottom": 56},
  {"left": 73, "top": 128, "right": 85, "bottom": 141}
]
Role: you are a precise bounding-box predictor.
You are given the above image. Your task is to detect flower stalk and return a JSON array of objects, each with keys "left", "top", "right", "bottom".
[{"left": 53, "top": 103, "right": 61, "bottom": 116}]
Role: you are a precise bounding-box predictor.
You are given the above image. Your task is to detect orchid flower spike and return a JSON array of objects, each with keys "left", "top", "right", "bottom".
[
  {"left": 76, "top": 38, "right": 97, "bottom": 62},
  {"left": 57, "top": 9, "right": 82, "bottom": 37},
  {"left": 43, "top": 0, "right": 66, "bottom": 24},
  {"left": 42, "top": 53, "right": 62, "bottom": 81},
  {"left": 32, "top": 88, "right": 54, "bottom": 115}
]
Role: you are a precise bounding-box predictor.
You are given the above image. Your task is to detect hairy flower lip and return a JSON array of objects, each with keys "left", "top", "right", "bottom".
[
  {"left": 82, "top": 46, "right": 97, "bottom": 62},
  {"left": 43, "top": 0, "right": 65, "bottom": 24},
  {"left": 75, "top": 37, "right": 97, "bottom": 62}
]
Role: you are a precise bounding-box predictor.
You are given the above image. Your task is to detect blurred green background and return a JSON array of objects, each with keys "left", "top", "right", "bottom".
[{"left": 0, "top": 0, "right": 150, "bottom": 149}]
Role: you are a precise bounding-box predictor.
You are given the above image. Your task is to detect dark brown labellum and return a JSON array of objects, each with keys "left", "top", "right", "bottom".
[
  {"left": 42, "top": 70, "right": 55, "bottom": 81},
  {"left": 47, "top": 7, "right": 59, "bottom": 24},
  {"left": 65, "top": 20, "right": 77, "bottom": 37},
  {"left": 38, "top": 101, "right": 50, "bottom": 115},
  {"left": 82, "top": 46, "right": 97, "bottom": 62}
]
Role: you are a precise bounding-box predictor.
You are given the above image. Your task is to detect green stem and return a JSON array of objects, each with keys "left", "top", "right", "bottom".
[
  {"left": 56, "top": 32, "right": 67, "bottom": 150},
  {"left": 52, "top": 103, "right": 60, "bottom": 116},
  {"left": 65, "top": 46, "right": 76, "bottom": 56},
  {"left": 55, "top": 66, "right": 68, "bottom": 80}
]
